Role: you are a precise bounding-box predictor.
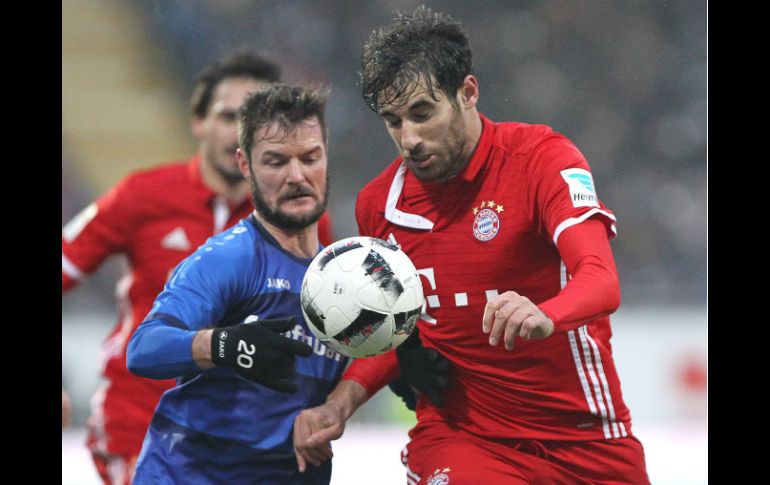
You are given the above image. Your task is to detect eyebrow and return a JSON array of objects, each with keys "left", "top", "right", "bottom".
[
  {"left": 260, "top": 145, "right": 323, "bottom": 159},
  {"left": 379, "top": 98, "right": 434, "bottom": 117}
]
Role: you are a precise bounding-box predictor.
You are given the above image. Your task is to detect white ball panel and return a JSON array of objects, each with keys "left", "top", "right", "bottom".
[{"left": 301, "top": 236, "right": 421, "bottom": 358}]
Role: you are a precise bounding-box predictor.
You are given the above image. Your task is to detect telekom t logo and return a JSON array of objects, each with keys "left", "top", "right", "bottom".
[
  {"left": 388, "top": 233, "right": 499, "bottom": 326},
  {"left": 416, "top": 267, "right": 499, "bottom": 326}
]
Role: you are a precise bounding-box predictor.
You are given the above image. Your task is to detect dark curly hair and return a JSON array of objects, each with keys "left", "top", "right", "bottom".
[
  {"left": 360, "top": 6, "right": 473, "bottom": 112},
  {"left": 190, "top": 49, "right": 282, "bottom": 118},
  {"left": 237, "top": 84, "right": 329, "bottom": 159}
]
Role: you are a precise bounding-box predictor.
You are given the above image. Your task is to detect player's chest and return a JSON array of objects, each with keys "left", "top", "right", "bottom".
[
  {"left": 385, "top": 181, "right": 537, "bottom": 272},
  {"left": 377, "top": 182, "right": 556, "bottom": 316}
]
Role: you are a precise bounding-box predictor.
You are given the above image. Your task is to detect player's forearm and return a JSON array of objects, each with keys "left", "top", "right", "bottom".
[
  {"left": 342, "top": 350, "right": 400, "bottom": 396},
  {"left": 61, "top": 252, "right": 86, "bottom": 293},
  {"left": 126, "top": 319, "right": 200, "bottom": 379},
  {"left": 325, "top": 379, "right": 370, "bottom": 421},
  {"left": 539, "top": 254, "right": 620, "bottom": 330},
  {"left": 540, "top": 218, "right": 620, "bottom": 331}
]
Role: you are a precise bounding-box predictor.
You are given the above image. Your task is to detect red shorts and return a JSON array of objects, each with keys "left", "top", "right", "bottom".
[{"left": 403, "top": 420, "right": 649, "bottom": 485}]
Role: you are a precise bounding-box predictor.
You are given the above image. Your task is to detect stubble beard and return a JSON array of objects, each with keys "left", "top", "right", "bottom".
[{"left": 411, "top": 110, "right": 469, "bottom": 183}]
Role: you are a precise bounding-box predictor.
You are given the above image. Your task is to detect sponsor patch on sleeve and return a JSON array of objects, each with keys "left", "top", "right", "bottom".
[{"left": 560, "top": 168, "right": 599, "bottom": 208}]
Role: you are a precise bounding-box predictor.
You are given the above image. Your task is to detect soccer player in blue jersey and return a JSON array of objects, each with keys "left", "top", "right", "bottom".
[{"left": 126, "top": 84, "right": 347, "bottom": 484}]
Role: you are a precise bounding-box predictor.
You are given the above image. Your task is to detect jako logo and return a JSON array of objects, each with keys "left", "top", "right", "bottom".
[
  {"left": 267, "top": 278, "right": 291, "bottom": 290},
  {"left": 218, "top": 333, "right": 227, "bottom": 359}
]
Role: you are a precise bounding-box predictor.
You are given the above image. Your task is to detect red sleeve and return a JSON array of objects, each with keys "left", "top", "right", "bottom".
[
  {"left": 317, "top": 211, "right": 334, "bottom": 246},
  {"left": 341, "top": 350, "right": 400, "bottom": 397},
  {"left": 61, "top": 176, "right": 136, "bottom": 294},
  {"left": 538, "top": 218, "right": 620, "bottom": 332},
  {"left": 526, "top": 135, "right": 617, "bottom": 243},
  {"left": 355, "top": 192, "right": 372, "bottom": 237}
]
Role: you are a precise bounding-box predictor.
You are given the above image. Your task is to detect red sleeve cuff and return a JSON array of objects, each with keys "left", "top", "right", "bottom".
[{"left": 342, "top": 350, "right": 400, "bottom": 397}]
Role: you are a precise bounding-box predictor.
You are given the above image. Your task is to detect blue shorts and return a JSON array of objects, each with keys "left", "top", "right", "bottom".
[{"left": 133, "top": 414, "right": 332, "bottom": 485}]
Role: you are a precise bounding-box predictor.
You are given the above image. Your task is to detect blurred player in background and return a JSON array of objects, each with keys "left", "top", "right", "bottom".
[
  {"left": 62, "top": 51, "right": 333, "bottom": 485},
  {"left": 62, "top": 388, "right": 71, "bottom": 429},
  {"left": 127, "top": 84, "right": 346, "bottom": 484},
  {"left": 294, "top": 7, "right": 650, "bottom": 484}
]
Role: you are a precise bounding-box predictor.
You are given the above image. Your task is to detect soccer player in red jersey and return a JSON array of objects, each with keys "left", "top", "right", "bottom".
[
  {"left": 293, "top": 7, "right": 649, "bottom": 484},
  {"left": 62, "top": 51, "right": 333, "bottom": 485}
]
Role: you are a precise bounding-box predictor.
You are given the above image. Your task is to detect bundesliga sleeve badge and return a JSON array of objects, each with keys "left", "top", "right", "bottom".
[{"left": 472, "top": 200, "right": 504, "bottom": 242}]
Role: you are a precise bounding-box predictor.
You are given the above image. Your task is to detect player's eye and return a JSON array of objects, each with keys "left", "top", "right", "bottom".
[
  {"left": 263, "top": 156, "right": 286, "bottom": 166},
  {"left": 383, "top": 117, "right": 401, "bottom": 128},
  {"left": 219, "top": 112, "right": 237, "bottom": 123}
]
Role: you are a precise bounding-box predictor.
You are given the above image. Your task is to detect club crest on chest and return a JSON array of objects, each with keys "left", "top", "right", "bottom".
[{"left": 472, "top": 200, "right": 503, "bottom": 242}]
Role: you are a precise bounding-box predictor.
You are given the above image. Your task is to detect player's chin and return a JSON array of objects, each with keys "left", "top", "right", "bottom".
[{"left": 411, "top": 166, "right": 448, "bottom": 183}]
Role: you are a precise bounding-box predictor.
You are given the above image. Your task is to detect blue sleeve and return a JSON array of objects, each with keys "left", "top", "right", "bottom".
[
  {"left": 127, "top": 318, "right": 197, "bottom": 378},
  {"left": 126, "top": 237, "right": 250, "bottom": 379}
]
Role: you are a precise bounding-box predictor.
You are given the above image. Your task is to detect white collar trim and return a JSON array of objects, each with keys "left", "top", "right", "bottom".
[{"left": 384, "top": 162, "right": 435, "bottom": 231}]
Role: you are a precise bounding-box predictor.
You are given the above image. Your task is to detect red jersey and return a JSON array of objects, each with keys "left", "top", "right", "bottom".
[
  {"left": 62, "top": 155, "right": 334, "bottom": 456},
  {"left": 350, "top": 115, "right": 631, "bottom": 442}
]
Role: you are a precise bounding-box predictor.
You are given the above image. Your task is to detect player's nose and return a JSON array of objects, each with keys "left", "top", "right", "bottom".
[
  {"left": 285, "top": 158, "right": 305, "bottom": 182},
  {"left": 401, "top": 122, "right": 422, "bottom": 152}
]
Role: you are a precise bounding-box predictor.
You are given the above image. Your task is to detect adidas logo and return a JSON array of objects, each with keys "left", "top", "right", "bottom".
[{"left": 161, "top": 227, "right": 192, "bottom": 251}]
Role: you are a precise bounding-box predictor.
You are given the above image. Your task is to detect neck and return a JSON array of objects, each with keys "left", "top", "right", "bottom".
[
  {"left": 462, "top": 110, "right": 483, "bottom": 166},
  {"left": 252, "top": 210, "right": 319, "bottom": 259},
  {"left": 198, "top": 156, "right": 250, "bottom": 202}
]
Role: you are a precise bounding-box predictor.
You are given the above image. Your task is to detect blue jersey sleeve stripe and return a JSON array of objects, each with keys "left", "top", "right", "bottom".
[{"left": 152, "top": 312, "right": 191, "bottom": 330}]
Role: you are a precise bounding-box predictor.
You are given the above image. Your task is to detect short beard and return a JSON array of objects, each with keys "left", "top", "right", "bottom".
[
  {"left": 248, "top": 171, "right": 328, "bottom": 231},
  {"left": 411, "top": 107, "right": 469, "bottom": 183}
]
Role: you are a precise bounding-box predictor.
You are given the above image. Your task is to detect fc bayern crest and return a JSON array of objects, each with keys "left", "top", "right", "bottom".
[
  {"left": 472, "top": 200, "right": 504, "bottom": 242},
  {"left": 427, "top": 467, "right": 452, "bottom": 485},
  {"left": 428, "top": 474, "right": 450, "bottom": 485}
]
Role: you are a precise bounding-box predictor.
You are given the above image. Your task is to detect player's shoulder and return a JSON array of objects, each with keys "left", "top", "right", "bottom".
[
  {"left": 495, "top": 121, "right": 586, "bottom": 172},
  {"left": 117, "top": 159, "right": 191, "bottom": 195},
  {"left": 184, "top": 219, "right": 257, "bottom": 272},
  {"left": 356, "top": 157, "right": 402, "bottom": 211},
  {"left": 494, "top": 121, "right": 573, "bottom": 154}
]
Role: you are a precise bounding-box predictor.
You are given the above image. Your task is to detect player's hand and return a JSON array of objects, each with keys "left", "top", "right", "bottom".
[
  {"left": 293, "top": 402, "right": 345, "bottom": 473},
  {"left": 482, "top": 291, "right": 554, "bottom": 351},
  {"left": 396, "top": 326, "right": 450, "bottom": 406},
  {"left": 211, "top": 316, "right": 313, "bottom": 393},
  {"left": 387, "top": 376, "right": 418, "bottom": 411}
]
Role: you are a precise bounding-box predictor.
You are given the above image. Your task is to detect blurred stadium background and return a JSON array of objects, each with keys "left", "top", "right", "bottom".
[{"left": 62, "top": 0, "right": 707, "bottom": 483}]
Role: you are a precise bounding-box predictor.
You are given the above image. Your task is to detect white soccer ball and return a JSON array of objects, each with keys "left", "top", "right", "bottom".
[{"left": 300, "top": 236, "right": 424, "bottom": 358}]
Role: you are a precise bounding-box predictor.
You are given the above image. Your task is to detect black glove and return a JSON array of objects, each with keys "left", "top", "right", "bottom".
[
  {"left": 387, "top": 376, "right": 418, "bottom": 411},
  {"left": 211, "top": 316, "right": 313, "bottom": 393},
  {"left": 395, "top": 326, "right": 450, "bottom": 407}
]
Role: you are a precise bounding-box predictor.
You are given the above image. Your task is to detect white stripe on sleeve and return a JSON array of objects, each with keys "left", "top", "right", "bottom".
[
  {"left": 62, "top": 253, "right": 84, "bottom": 281},
  {"left": 552, "top": 208, "right": 617, "bottom": 246}
]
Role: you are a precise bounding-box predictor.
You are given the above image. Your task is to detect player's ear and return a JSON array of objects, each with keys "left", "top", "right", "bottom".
[
  {"left": 191, "top": 115, "right": 204, "bottom": 140},
  {"left": 237, "top": 148, "right": 251, "bottom": 178},
  {"left": 458, "top": 75, "right": 479, "bottom": 109}
]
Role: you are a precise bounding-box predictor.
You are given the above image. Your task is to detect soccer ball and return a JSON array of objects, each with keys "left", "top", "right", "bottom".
[{"left": 300, "top": 236, "right": 424, "bottom": 358}]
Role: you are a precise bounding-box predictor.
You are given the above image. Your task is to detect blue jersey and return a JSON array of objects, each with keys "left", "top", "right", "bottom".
[{"left": 127, "top": 215, "right": 348, "bottom": 484}]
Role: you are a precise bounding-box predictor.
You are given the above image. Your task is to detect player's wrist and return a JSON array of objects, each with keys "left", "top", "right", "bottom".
[
  {"left": 327, "top": 380, "right": 368, "bottom": 420},
  {"left": 193, "top": 329, "right": 215, "bottom": 369}
]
